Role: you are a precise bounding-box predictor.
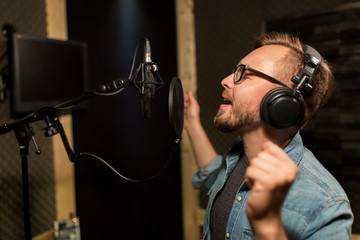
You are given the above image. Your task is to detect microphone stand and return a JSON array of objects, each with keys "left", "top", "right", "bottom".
[
  {"left": 0, "top": 78, "right": 130, "bottom": 240},
  {"left": 0, "top": 36, "right": 171, "bottom": 240}
]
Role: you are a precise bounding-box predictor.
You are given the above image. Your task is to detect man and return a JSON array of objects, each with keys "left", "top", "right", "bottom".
[{"left": 184, "top": 32, "right": 353, "bottom": 239}]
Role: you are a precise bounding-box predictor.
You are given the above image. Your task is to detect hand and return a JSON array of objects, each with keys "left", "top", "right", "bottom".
[
  {"left": 183, "top": 90, "right": 217, "bottom": 169},
  {"left": 245, "top": 142, "right": 298, "bottom": 238},
  {"left": 184, "top": 90, "right": 200, "bottom": 132}
]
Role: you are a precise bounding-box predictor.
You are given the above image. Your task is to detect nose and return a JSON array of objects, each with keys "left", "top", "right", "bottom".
[{"left": 221, "top": 74, "right": 234, "bottom": 89}]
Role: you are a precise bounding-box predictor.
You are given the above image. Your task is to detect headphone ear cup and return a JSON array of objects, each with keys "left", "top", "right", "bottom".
[{"left": 260, "top": 87, "right": 305, "bottom": 129}]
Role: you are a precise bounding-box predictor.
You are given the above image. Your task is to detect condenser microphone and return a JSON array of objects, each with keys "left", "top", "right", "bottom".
[
  {"left": 139, "top": 38, "right": 158, "bottom": 118},
  {"left": 130, "top": 38, "right": 164, "bottom": 118},
  {"left": 140, "top": 71, "right": 155, "bottom": 118}
]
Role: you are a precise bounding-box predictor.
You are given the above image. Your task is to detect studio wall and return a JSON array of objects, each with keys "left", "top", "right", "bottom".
[{"left": 0, "top": 1, "right": 56, "bottom": 239}]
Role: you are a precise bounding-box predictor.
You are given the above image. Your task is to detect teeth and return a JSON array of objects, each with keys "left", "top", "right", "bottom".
[
  {"left": 222, "top": 94, "right": 231, "bottom": 104},
  {"left": 223, "top": 99, "right": 231, "bottom": 104}
]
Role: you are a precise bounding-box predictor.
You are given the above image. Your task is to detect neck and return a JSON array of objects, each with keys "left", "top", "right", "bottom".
[{"left": 238, "top": 124, "right": 295, "bottom": 161}]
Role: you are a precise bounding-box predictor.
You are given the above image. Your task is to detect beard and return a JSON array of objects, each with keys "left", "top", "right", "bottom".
[{"left": 214, "top": 103, "right": 258, "bottom": 133}]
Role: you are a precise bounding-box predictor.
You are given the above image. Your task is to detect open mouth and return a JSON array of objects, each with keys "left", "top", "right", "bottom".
[
  {"left": 222, "top": 94, "right": 232, "bottom": 105},
  {"left": 220, "top": 96, "right": 232, "bottom": 108},
  {"left": 223, "top": 99, "right": 231, "bottom": 105},
  {"left": 221, "top": 92, "right": 232, "bottom": 107}
]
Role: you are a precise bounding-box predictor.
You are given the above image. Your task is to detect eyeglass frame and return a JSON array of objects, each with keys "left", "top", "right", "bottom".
[{"left": 233, "top": 64, "right": 288, "bottom": 88}]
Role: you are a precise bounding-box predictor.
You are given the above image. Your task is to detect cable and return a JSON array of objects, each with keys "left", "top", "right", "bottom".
[
  {"left": 85, "top": 87, "right": 125, "bottom": 97},
  {"left": 50, "top": 87, "right": 126, "bottom": 112},
  {"left": 51, "top": 37, "right": 146, "bottom": 111},
  {"left": 79, "top": 148, "right": 177, "bottom": 182},
  {"left": 58, "top": 37, "right": 173, "bottom": 182}
]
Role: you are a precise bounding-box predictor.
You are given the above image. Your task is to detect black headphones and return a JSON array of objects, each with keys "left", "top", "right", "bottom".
[{"left": 260, "top": 44, "right": 322, "bottom": 129}]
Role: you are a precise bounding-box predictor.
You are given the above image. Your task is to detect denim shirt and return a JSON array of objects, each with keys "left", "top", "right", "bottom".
[{"left": 192, "top": 133, "right": 353, "bottom": 240}]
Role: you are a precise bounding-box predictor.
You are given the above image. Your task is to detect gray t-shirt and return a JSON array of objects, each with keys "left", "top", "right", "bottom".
[{"left": 210, "top": 155, "right": 249, "bottom": 239}]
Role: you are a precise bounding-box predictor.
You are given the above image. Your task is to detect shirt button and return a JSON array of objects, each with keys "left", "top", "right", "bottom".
[
  {"left": 226, "top": 233, "right": 230, "bottom": 238},
  {"left": 237, "top": 196, "right": 242, "bottom": 201}
]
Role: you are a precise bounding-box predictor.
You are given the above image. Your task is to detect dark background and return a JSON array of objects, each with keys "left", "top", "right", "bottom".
[{"left": 66, "top": 1, "right": 182, "bottom": 239}]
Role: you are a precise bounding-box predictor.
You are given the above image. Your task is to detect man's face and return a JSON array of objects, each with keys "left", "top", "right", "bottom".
[{"left": 214, "top": 45, "right": 291, "bottom": 133}]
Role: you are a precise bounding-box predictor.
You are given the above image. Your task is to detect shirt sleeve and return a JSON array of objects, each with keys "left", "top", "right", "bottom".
[
  {"left": 192, "top": 155, "right": 223, "bottom": 190},
  {"left": 301, "top": 199, "right": 353, "bottom": 240}
]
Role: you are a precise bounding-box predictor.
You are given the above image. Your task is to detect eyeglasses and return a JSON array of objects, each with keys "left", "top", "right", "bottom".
[{"left": 233, "top": 64, "right": 287, "bottom": 87}]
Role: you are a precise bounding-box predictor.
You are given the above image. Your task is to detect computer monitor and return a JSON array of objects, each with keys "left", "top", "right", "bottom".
[{"left": 10, "top": 33, "right": 87, "bottom": 116}]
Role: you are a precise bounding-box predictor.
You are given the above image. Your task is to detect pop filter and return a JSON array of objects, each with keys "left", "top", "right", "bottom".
[{"left": 168, "top": 77, "right": 184, "bottom": 144}]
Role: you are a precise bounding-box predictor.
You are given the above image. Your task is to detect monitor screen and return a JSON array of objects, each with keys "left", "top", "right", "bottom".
[{"left": 10, "top": 33, "right": 87, "bottom": 116}]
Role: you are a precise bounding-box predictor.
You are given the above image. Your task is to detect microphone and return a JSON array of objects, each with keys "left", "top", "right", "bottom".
[
  {"left": 140, "top": 79, "right": 154, "bottom": 118},
  {"left": 132, "top": 38, "right": 163, "bottom": 118},
  {"left": 140, "top": 38, "right": 155, "bottom": 118}
]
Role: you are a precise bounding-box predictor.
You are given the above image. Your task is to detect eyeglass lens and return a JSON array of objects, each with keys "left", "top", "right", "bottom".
[{"left": 234, "top": 65, "right": 244, "bottom": 83}]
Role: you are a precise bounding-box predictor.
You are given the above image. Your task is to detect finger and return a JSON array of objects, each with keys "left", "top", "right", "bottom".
[
  {"left": 250, "top": 152, "right": 283, "bottom": 173},
  {"left": 184, "top": 92, "right": 190, "bottom": 111},
  {"left": 261, "top": 142, "right": 298, "bottom": 173},
  {"left": 188, "top": 90, "right": 196, "bottom": 103},
  {"left": 264, "top": 142, "right": 299, "bottom": 175},
  {"left": 184, "top": 92, "right": 189, "bottom": 102},
  {"left": 249, "top": 152, "right": 298, "bottom": 191},
  {"left": 245, "top": 165, "right": 272, "bottom": 190}
]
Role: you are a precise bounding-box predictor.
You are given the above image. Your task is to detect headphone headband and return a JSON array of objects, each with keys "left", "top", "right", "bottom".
[{"left": 291, "top": 44, "right": 321, "bottom": 93}]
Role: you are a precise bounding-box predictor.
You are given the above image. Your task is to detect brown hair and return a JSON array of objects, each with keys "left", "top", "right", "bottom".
[{"left": 253, "top": 32, "right": 334, "bottom": 129}]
